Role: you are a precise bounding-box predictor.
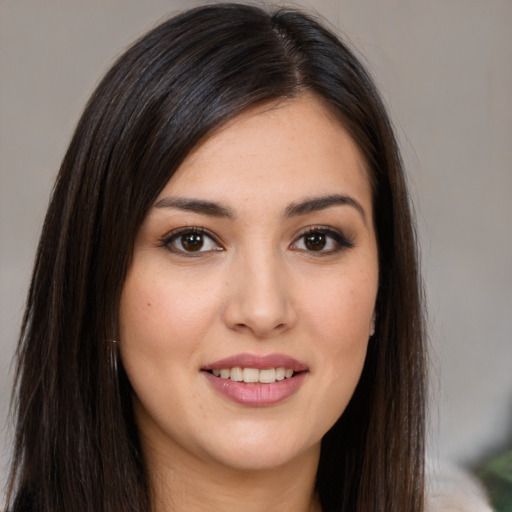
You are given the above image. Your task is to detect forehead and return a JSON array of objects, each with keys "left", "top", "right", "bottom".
[{"left": 158, "top": 95, "right": 372, "bottom": 210}]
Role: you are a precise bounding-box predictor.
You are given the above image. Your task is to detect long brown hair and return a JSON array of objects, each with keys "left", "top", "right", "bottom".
[{"left": 6, "top": 3, "right": 426, "bottom": 511}]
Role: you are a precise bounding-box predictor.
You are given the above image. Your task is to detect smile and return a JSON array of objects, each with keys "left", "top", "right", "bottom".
[
  {"left": 202, "top": 354, "right": 308, "bottom": 407},
  {"left": 210, "top": 367, "right": 295, "bottom": 383}
]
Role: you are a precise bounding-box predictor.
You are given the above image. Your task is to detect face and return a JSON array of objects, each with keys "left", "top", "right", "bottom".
[{"left": 119, "top": 95, "right": 379, "bottom": 475}]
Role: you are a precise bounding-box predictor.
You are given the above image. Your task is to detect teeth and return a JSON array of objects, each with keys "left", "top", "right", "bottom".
[
  {"left": 243, "top": 368, "right": 259, "bottom": 383},
  {"left": 259, "top": 368, "right": 276, "bottom": 383},
  {"left": 210, "top": 367, "right": 296, "bottom": 383},
  {"left": 230, "top": 367, "right": 243, "bottom": 382}
]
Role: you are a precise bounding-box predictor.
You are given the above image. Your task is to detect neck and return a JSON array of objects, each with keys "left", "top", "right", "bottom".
[{"left": 145, "top": 442, "right": 322, "bottom": 512}]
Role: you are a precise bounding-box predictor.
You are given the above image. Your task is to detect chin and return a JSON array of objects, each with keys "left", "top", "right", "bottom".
[
  {"left": 210, "top": 445, "right": 318, "bottom": 473},
  {"left": 198, "top": 426, "right": 320, "bottom": 473}
]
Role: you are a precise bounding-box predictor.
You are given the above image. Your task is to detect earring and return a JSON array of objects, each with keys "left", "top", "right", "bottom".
[{"left": 108, "top": 339, "right": 119, "bottom": 374}]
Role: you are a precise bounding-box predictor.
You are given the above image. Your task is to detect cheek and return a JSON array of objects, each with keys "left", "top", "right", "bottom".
[
  {"left": 301, "top": 270, "right": 377, "bottom": 407},
  {"left": 303, "top": 271, "right": 377, "bottom": 342},
  {"left": 316, "top": 292, "right": 371, "bottom": 379},
  {"left": 118, "top": 266, "right": 220, "bottom": 367}
]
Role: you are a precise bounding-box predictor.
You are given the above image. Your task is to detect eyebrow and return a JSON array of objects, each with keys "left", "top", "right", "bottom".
[
  {"left": 154, "top": 193, "right": 366, "bottom": 222},
  {"left": 284, "top": 194, "right": 367, "bottom": 222},
  {"left": 154, "top": 197, "right": 235, "bottom": 218}
]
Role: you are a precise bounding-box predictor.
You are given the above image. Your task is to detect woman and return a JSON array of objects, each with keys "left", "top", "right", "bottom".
[{"left": 5, "top": 3, "right": 426, "bottom": 511}]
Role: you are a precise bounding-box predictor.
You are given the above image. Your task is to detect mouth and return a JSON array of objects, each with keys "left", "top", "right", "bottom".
[{"left": 202, "top": 354, "right": 308, "bottom": 407}]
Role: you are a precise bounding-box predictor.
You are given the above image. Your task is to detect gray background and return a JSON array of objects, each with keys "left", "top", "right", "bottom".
[{"left": 1, "top": 0, "right": 511, "bottom": 489}]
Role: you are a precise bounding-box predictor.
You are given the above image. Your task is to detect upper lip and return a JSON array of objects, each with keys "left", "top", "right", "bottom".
[{"left": 202, "top": 353, "right": 308, "bottom": 372}]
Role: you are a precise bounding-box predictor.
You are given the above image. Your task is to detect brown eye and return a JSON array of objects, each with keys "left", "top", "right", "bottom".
[
  {"left": 181, "top": 232, "right": 204, "bottom": 251},
  {"left": 163, "top": 228, "right": 223, "bottom": 255},
  {"left": 290, "top": 227, "right": 354, "bottom": 255},
  {"left": 304, "top": 232, "right": 326, "bottom": 251}
]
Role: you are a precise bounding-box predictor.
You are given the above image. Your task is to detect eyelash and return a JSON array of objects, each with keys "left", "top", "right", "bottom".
[
  {"left": 159, "top": 225, "right": 354, "bottom": 256},
  {"left": 159, "top": 227, "right": 222, "bottom": 256},
  {"left": 290, "top": 226, "right": 355, "bottom": 255}
]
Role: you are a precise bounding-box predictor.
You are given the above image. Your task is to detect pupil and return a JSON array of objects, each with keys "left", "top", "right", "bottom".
[
  {"left": 181, "top": 233, "right": 203, "bottom": 251},
  {"left": 305, "top": 233, "right": 326, "bottom": 251}
]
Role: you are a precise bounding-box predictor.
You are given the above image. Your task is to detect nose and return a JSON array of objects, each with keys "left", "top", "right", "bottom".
[{"left": 222, "top": 251, "right": 297, "bottom": 339}]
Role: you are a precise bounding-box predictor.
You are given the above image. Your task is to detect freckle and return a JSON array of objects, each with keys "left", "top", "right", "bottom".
[{"left": 147, "top": 302, "right": 152, "bottom": 307}]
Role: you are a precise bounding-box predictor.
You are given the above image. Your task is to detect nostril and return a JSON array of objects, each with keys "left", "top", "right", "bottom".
[{"left": 222, "top": 285, "right": 297, "bottom": 338}]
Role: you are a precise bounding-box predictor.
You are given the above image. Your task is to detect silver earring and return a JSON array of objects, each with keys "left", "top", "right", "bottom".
[{"left": 108, "top": 339, "right": 119, "bottom": 373}]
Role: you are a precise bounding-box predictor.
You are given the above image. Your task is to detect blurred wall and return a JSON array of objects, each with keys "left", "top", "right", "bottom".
[{"left": 1, "top": 0, "right": 511, "bottom": 488}]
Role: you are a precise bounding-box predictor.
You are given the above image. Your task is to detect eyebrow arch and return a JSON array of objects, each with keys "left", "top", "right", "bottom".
[
  {"left": 154, "top": 197, "right": 236, "bottom": 218},
  {"left": 284, "top": 194, "right": 367, "bottom": 222}
]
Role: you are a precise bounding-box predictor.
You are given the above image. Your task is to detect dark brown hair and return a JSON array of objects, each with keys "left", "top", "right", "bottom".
[{"left": 6, "top": 3, "right": 426, "bottom": 511}]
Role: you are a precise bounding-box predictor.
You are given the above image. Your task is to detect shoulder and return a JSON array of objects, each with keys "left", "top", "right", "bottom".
[{"left": 425, "top": 459, "right": 492, "bottom": 512}]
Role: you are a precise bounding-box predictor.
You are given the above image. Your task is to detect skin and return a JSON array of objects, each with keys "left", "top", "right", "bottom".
[{"left": 119, "top": 95, "right": 379, "bottom": 512}]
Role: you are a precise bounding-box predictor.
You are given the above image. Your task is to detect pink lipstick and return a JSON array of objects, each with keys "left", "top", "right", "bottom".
[{"left": 202, "top": 353, "right": 308, "bottom": 407}]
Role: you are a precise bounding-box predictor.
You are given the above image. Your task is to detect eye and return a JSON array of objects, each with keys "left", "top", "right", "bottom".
[
  {"left": 161, "top": 228, "right": 223, "bottom": 255},
  {"left": 290, "top": 227, "right": 354, "bottom": 254}
]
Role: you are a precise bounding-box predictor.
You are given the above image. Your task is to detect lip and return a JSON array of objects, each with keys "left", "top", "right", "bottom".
[
  {"left": 203, "top": 371, "right": 307, "bottom": 407},
  {"left": 202, "top": 353, "right": 308, "bottom": 372},
  {"left": 201, "top": 353, "right": 309, "bottom": 407}
]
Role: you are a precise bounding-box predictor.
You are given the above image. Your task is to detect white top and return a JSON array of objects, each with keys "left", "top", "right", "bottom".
[{"left": 425, "top": 460, "right": 492, "bottom": 512}]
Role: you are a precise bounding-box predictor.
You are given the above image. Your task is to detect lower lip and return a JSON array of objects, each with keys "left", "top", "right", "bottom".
[{"left": 203, "top": 371, "right": 307, "bottom": 407}]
